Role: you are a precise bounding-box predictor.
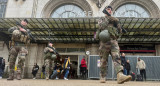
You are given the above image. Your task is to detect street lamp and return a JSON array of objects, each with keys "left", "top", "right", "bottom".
[
  {"left": 86, "top": 51, "right": 90, "bottom": 56},
  {"left": 85, "top": 51, "right": 90, "bottom": 79},
  {"left": 86, "top": 51, "right": 90, "bottom": 64},
  {"left": 86, "top": 51, "right": 90, "bottom": 66}
]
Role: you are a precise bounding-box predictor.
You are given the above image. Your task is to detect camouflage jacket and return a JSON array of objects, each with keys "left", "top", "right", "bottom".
[
  {"left": 96, "top": 16, "right": 122, "bottom": 40},
  {"left": 44, "top": 46, "right": 57, "bottom": 60},
  {"left": 44, "top": 46, "right": 56, "bottom": 54},
  {"left": 8, "top": 25, "right": 30, "bottom": 44}
]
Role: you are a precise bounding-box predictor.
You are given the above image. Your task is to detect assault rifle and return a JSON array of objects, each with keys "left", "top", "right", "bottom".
[
  {"left": 113, "top": 21, "right": 127, "bottom": 34},
  {"left": 48, "top": 46, "right": 60, "bottom": 56},
  {"left": 16, "top": 22, "right": 36, "bottom": 42},
  {"left": 119, "top": 22, "right": 127, "bottom": 33}
]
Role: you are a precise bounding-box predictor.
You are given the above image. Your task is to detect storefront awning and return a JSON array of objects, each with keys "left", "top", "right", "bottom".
[{"left": 0, "top": 17, "right": 160, "bottom": 43}]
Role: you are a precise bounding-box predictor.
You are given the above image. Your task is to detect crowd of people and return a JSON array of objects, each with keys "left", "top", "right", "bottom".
[
  {"left": 31, "top": 56, "right": 83, "bottom": 80},
  {"left": 0, "top": 52, "right": 146, "bottom": 82},
  {"left": 120, "top": 53, "right": 146, "bottom": 81}
]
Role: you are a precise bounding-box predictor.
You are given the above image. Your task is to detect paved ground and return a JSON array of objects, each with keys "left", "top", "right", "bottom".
[{"left": 0, "top": 79, "right": 160, "bottom": 86}]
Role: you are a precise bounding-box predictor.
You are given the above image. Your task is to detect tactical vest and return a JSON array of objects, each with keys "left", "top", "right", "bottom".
[
  {"left": 107, "top": 16, "right": 120, "bottom": 39},
  {"left": 44, "top": 47, "right": 57, "bottom": 60},
  {"left": 98, "top": 16, "right": 120, "bottom": 41},
  {"left": 11, "top": 29, "right": 30, "bottom": 44}
]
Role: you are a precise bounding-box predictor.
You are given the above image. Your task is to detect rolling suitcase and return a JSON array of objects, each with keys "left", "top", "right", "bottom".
[
  {"left": 136, "top": 74, "right": 143, "bottom": 81},
  {"left": 136, "top": 68, "right": 143, "bottom": 81}
]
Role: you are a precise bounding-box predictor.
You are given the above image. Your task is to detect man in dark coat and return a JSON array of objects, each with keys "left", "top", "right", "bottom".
[
  {"left": 0, "top": 57, "right": 3, "bottom": 79},
  {"left": 125, "top": 60, "right": 131, "bottom": 75},
  {"left": 32, "top": 63, "right": 39, "bottom": 79},
  {"left": 120, "top": 53, "right": 127, "bottom": 75}
]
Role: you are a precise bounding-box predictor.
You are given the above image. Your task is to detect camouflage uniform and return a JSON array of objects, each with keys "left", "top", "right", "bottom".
[
  {"left": 44, "top": 46, "right": 57, "bottom": 80},
  {"left": 7, "top": 26, "right": 30, "bottom": 80},
  {"left": 96, "top": 16, "right": 122, "bottom": 78},
  {"left": 96, "top": 16, "right": 131, "bottom": 83}
]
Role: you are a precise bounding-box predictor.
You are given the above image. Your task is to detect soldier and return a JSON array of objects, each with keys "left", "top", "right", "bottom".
[
  {"left": 7, "top": 19, "right": 30, "bottom": 80},
  {"left": 43, "top": 42, "right": 58, "bottom": 80},
  {"left": 95, "top": 6, "right": 132, "bottom": 84}
]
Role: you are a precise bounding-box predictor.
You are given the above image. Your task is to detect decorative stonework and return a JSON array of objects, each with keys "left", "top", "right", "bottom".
[
  {"left": 110, "top": 0, "right": 160, "bottom": 18},
  {"left": 92, "top": 0, "right": 106, "bottom": 8},
  {"left": 42, "top": 0, "right": 92, "bottom": 18},
  {"left": 90, "top": 0, "right": 106, "bottom": 8}
]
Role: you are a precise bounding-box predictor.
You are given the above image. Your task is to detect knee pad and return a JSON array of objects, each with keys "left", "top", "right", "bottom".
[
  {"left": 18, "top": 56, "right": 25, "bottom": 61},
  {"left": 20, "top": 47, "right": 28, "bottom": 55},
  {"left": 45, "top": 59, "right": 50, "bottom": 67}
]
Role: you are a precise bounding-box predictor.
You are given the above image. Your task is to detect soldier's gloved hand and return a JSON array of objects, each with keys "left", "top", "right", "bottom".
[
  {"left": 49, "top": 48, "right": 53, "bottom": 52},
  {"left": 20, "top": 28, "right": 27, "bottom": 33}
]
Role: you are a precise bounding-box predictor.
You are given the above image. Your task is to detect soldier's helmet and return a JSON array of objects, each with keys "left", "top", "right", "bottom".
[
  {"left": 99, "top": 30, "right": 110, "bottom": 42},
  {"left": 102, "top": 6, "right": 112, "bottom": 16}
]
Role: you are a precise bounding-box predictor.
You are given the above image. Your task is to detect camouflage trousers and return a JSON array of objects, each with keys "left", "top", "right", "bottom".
[
  {"left": 99, "top": 40, "right": 123, "bottom": 78},
  {"left": 44, "top": 58, "right": 55, "bottom": 79},
  {"left": 8, "top": 46, "right": 28, "bottom": 77}
]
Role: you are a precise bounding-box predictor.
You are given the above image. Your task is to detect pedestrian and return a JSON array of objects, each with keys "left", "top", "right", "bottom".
[
  {"left": 63, "top": 56, "right": 71, "bottom": 80},
  {"left": 2, "top": 59, "right": 5, "bottom": 77},
  {"left": 125, "top": 60, "right": 131, "bottom": 75},
  {"left": 136, "top": 57, "right": 146, "bottom": 81},
  {"left": 120, "top": 53, "right": 127, "bottom": 75},
  {"left": 71, "top": 62, "right": 77, "bottom": 79},
  {"left": 0, "top": 57, "right": 3, "bottom": 79},
  {"left": 41, "top": 65, "right": 45, "bottom": 79},
  {"left": 79, "top": 64, "right": 82, "bottom": 78},
  {"left": 95, "top": 6, "right": 131, "bottom": 83},
  {"left": 7, "top": 19, "right": 30, "bottom": 80},
  {"left": 32, "top": 63, "right": 39, "bottom": 79},
  {"left": 50, "top": 62, "right": 62, "bottom": 79},
  {"left": 81, "top": 56, "right": 87, "bottom": 79},
  {"left": 43, "top": 42, "right": 58, "bottom": 80}
]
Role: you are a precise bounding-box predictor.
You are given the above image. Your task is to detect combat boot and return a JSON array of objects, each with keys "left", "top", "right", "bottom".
[
  {"left": 7, "top": 75, "right": 14, "bottom": 80},
  {"left": 46, "top": 77, "right": 49, "bottom": 80},
  {"left": 7, "top": 74, "right": 14, "bottom": 80},
  {"left": 7, "top": 70, "right": 14, "bottom": 80},
  {"left": 16, "top": 70, "right": 21, "bottom": 80},
  {"left": 45, "top": 75, "right": 49, "bottom": 80},
  {"left": 117, "top": 72, "right": 132, "bottom": 84},
  {"left": 100, "top": 77, "right": 106, "bottom": 83}
]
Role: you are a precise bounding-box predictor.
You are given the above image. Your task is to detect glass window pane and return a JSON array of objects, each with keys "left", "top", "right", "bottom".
[
  {"left": 0, "top": 0, "right": 7, "bottom": 18},
  {"left": 67, "top": 48, "right": 79, "bottom": 52},
  {"left": 114, "top": 4, "right": 150, "bottom": 18},
  {"left": 51, "top": 12, "right": 59, "bottom": 18},
  {"left": 55, "top": 6, "right": 65, "bottom": 14},
  {"left": 51, "top": 4, "right": 85, "bottom": 18},
  {"left": 126, "top": 4, "right": 136, "bottom": 10},
  {"left": 56, "top": 48, "right": 66, "bottom": 53},
  {"left": 64, "top": 5, "right": 74, "bottom": 11}
]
